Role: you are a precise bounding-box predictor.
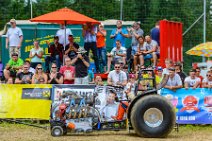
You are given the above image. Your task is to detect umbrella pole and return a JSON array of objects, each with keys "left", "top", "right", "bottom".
[{"left": 63, "top": 21, "right": 67, "bottom": 66}]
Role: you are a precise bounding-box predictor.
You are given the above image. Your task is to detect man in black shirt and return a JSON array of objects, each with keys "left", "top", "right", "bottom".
[
  {"left": 15, "top": 63, "right": 33, "bottom": 84},
  {"left": 65, "top": 35, "right": 79, "bottom": 60},
  {"left": 45, "top": 36, "right": 63, "bottom": 72},
  {"left": 71, "top": 48, "right": 90, "bottom": 84}
]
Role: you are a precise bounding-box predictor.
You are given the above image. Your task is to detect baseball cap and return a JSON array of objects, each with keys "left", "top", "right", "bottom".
[
  {"left": 129, "top": 74, "right": 136, "bottom": 79},
  {"left": 157, "top": 66, "right": 163, "bottom": 71},
  {"left": 10, "top": 19, "right": 16, "bottom": 23}
]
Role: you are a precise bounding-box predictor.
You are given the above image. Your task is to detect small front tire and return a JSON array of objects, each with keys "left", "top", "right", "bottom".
[{"left": 51, "top": 126, "right": 64, "bottom": 137}]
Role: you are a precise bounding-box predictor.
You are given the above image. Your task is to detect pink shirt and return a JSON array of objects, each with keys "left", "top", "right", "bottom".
[{"left": 59, "top": 66, "right": 75, "bottom": 84}]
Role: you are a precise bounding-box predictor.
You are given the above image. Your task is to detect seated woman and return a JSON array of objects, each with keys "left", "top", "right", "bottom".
[
  {"left": 32, "top": 64, "right": 48, "bottom": 84},
  {"left": 133, "top": 36, "right": 146, "bottom": 72},
  {"left": 47, "top": 63, "right": 63, "bottom": 84}
]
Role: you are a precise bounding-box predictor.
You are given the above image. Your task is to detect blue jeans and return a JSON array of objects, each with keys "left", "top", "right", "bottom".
[
  {"left": 84, "top": 42, "right": 99, "bottom": 72},
  {"left": 45, "top": 55, "right": 61, "bottom": 71},
  {"left": 97, "top": 47, "right": 106, "bottom": 66}
]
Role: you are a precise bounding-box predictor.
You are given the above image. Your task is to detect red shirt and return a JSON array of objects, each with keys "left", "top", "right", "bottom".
[
  {"left": 96, "top": 30, "right": 106, "bottom": 48},
  {"left": 59, "top": 66, "right": 75, "bottom": 84}
]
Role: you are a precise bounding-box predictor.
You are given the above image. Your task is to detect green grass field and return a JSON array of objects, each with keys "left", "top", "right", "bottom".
[{"left": 0, "top": 122, "right": 212, "bottom": 141}]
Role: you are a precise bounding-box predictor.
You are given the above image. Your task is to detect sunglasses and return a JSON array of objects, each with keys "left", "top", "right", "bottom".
[
  {"left": 207, "top": 74, "right": 211, "bottom": 77},
  {"left": 24, "top": 67, "right": 28, "bottom": 69},
  {"left": 115, "top": 66, "right": 120, "bottom": 69},
  {"left": 37, "top": 68, "right": 42, "bottom": 70},
  {"left": 51, "top": 67, "right": 57, "bottom": 68}
]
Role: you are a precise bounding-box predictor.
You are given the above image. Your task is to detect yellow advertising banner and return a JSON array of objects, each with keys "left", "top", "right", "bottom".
[{"left": 0, "top": 84, "right": 52, "bottom": 120}]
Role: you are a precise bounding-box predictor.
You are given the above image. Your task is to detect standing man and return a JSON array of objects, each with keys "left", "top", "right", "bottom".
[
  {"left": 96, "top": 23, "right": 107, "bottom": 72},
  {"left": 6, "top": 19, "right": 23, "bottom": 58},
  {"left": 45, "top": 36, "right": 63, "bottom": 71},
  {"left": 127, "top": 21, "right": 144, "bottom": 56},
  {"left": 110, "top": 20, "right": 128, "bottom": 47},
  {"left": 82, "top": 22, "right": 99, "bottom": 73},
  {"left": 56, "top": 24, "right": 73, "bottom": 46},
  {"left": 71, "top": 48, "right": 90, "bottom": 84},
  {"left": 151, "top": 21, "right": 160, "bottom": 46}
]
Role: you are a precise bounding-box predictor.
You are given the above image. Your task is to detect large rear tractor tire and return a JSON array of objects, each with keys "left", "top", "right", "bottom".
[{"left": 130, "top": 95, "right": 175, "bottom": 138}]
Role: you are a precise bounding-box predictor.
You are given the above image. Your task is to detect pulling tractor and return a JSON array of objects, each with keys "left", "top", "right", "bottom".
[{"left": 50, "top": 68, "right": 175, "bottom": 138}]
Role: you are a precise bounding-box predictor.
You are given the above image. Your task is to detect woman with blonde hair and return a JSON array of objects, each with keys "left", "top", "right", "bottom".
[
  {"left": 32, "top": 64, "right": 47, "bottom": 84},
  {"left": 29, "top": 40, "right": 43, "bottom": 69}
]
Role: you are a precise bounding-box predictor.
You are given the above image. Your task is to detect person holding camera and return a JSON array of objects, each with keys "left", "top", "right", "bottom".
[
  {"left": 29, "top": 40, "right": 43, "bottom": 69},
  {"left": 3, "top": 53, "right": 23, "bottom": 81},
  {"left": 71, "top": 48, "right": 90, "bottom": 84}
]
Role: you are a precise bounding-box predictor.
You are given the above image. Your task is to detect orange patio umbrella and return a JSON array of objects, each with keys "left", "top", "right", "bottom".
[
  {"left": 30, "top": 7, "right": 100, "bottom": 65},
  {"left": 30, "top": 7, "right": 100, "bottom": 25}
]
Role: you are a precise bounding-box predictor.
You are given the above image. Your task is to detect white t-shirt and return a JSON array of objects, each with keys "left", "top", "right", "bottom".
[
  {"left": 108, "top": 70, "right": 127, "bottom": 85},
  {"left": 184, "top": 76, "right": 201, "bottom": 87},
  {"left": 166, "top": 73, "right": 182, "bottom": 86},
  {"left": 56, "top": 28, "right": 73, "bottom": 46},
  {"left": 110, "top": 47, "right": 126, "bottom": 59},
  {"left": 202, "top": 78, "right": 212, "bottom": 85},
  {"left": 101, "top": 103, "right": 118, "bottom": 121},
  {"left": 6, "top": 27, "right": 23, "bottom": 46}
]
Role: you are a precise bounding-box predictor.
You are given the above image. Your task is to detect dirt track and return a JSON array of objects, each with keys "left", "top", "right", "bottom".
[{"left": 0, "top": 124, "right": 212, "bottom": 141}]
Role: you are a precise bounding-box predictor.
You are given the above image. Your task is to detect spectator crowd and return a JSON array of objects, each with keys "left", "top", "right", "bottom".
[{"left": 1, "top": 19, "right": 211, "bottom": 91}]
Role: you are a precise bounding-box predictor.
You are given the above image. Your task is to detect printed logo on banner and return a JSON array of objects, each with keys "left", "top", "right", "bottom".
[
  {"left": 181, "top": 95, "right": 200, "bottom": 113},
  {"left": 22, "top": 88, "right": 51, "bottom": 99},
  {"left": 161, "top": 88, "right": 212, "bottom": 124}
]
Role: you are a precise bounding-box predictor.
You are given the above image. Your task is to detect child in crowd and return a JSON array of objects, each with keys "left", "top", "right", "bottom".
[
  {"left": 125, "top": 74, "right": 136, "bottom": 100},
  {"left": 94, "top": 75, "right": 104, "bottom": 85}
]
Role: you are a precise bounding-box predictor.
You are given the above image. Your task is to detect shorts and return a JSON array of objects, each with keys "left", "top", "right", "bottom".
[
  {"left": 144, "top": 54, "right": 152, "bottom": 59},
  {"left": 131, "top": 45, "right": 138, "bottom": 56}
]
